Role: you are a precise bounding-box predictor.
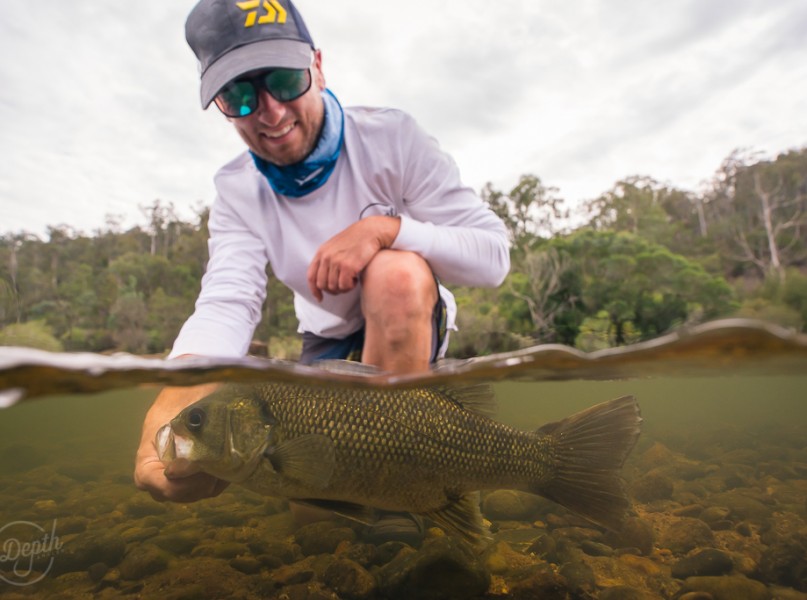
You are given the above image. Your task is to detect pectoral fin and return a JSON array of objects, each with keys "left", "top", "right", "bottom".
[
  {"left": 264, "top": 434, "right": 335, "bottom": 489},
  {"left": 293, "top": 499, "right": 374, "bottom": 525}
]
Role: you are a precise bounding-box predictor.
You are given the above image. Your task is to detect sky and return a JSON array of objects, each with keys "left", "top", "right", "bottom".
[{"left": 1, "top": 0, "right": 806, "bottom": 238}]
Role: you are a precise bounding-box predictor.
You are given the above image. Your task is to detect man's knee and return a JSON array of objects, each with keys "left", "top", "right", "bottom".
[{"left": 361, "top": 250, "right": 436, "bottom": 322}]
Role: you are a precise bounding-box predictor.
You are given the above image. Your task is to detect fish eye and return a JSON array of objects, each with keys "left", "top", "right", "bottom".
[{"left": 187, "top": 407, "right": 206, "bottom": 432}]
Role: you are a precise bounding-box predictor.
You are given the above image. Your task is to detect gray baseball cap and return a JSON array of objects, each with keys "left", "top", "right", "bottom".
[{"left": 186, "top": 0, "right": 316, "bottom": 108}]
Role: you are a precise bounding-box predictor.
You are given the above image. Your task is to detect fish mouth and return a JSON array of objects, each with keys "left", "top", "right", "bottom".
[
  {"left": 155, "top": 424, "right": 202, "bottom": 478},
  {"left": 155, "top": 424, "right": 175, "bottom": 462}
]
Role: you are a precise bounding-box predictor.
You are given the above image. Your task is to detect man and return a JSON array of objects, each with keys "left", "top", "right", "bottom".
[{"left": 135, "top": 0, "right": 509, "bottom": 513}]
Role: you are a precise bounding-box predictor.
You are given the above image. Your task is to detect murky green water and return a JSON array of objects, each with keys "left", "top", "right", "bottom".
[{"left": 1, "top": 320, "right": 806, "bottom": 599}]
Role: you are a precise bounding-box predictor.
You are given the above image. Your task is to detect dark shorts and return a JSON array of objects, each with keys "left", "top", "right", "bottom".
[{"left": 299, "top": 294, "right": 448, "bottom": 366}]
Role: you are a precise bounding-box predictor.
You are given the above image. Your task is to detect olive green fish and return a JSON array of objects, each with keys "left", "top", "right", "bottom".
[{"left": 156, "top": 380, "right": 641, "bottom": 542}]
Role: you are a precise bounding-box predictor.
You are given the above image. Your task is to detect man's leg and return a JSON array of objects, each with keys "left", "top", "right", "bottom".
[{"left": 360, "top": 250, "right": 438, "bottom": 374}]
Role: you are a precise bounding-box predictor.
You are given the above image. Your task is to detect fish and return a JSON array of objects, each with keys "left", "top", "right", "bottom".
[{"left": 155, "top": 380, "right": 641, "bottom": 543}]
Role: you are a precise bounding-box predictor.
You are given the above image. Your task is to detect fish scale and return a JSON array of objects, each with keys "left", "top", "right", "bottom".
[
  {"left": 158, "top": 380, "right": 642, "bottom": 542},
  {"left": 262, "top": 384, "right": 547, "bottom": 504}
]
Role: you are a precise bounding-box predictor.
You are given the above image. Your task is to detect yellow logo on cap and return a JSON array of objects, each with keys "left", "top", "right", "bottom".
[{"left": 236, "top": 0, "right": 287, "bottom": 27}]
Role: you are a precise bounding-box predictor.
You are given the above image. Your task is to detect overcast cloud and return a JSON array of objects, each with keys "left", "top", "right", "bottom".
[{"left": 1, "top": 0, "right": 806, "bottom": 237}]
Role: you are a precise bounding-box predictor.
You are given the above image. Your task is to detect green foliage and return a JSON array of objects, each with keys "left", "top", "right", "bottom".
[
  {"left": 0, "top": 321, "right": 63, "bottom": 352},
  {"left": 781, "top": 270, "right": 807, "bottom": 330},
  {"left": 739, "top": 268, "right": 807, "bottom": 331},
  {"left": 734, "top": 298, "right": 803, "bottom": 330},
  {"left": 575, "top": 311, "right": 640, "bottom": 352},
  {"left": 510, "top": 230, "right": 738, "bottom": 348},
  {"left": 448, "top": 288, "right": 531, "bottom": 358},
  {"left": 267, "top": 336, "right": 303, "bottom": 360},
  {"left": 109, "top": 291, "right": 148, "bottom": 354},
  {"left": 0, "top": 200, "right": 209, "bottom": 354}
]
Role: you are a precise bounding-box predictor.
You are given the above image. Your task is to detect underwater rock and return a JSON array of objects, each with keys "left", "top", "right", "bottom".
[
  {"left": 677, "top": 592, "right": 717, "bottom": 600},
  {"left": 142, "top": 556, "right": 253, "bottom": 599},
  {"left": 600, "top": 585, "right": 660, "bottom": 600},
  {"left": 679, "top": 574, "right": 769, "bottom": 600},
  {"left": 671, "top": 548, "right": 734, "bottom": 579},
  {"left": 268, "top": 561, "right": 316, "bottom": 586},
  {"left": 672, "top": 504, "right": 706, "bottom": 518},
  {"left": 229, "top": 554, "right": 262, "bottom": 574},
  {"left": 552, "top": 526, "right": 604, "bottom": 544},
  {"left": 506, "top": 562, "right": 571, "bottom": 600},
  {"left": 481, "top": 489, "right": 543, "bottom": 521},
  {"left": 247, "top": 538, "right": 301, "bottom": 565},
  {"left": 605, "top": 516, "right": 655, "bottom": 556},
  {"left": 708, "top": 491, "right": 772, "bottom": 522},
  {"left": 322, "top": 557, "right": 377, "bottom": 600},
  {"left": 335, "top": 541, "right": 377, "bottom": 568},
  {"left": 483, "top": 540, "right": 545, "bottom": 575},
  {"left": 201, "top": 510, "right": 250, "bottom": 527},
  {"left": 699, "top": 506, "right": 732, "bottom": 526},
  {"left": 157, "top": 583, "right": 208, "bottom": 600},
  {"left": 768, "top": 586, "right": 807, "bottom": 600},
  {"left": 120, "top": 525, "right": 160, "bottom": 543},
  {"left": 55, "top": 516, "right": 89, "bottom": 535},
  {"left": 295, "top": 522, "right": 357, "bottom": 556},
  {"left": 526, "top": 532, "right": 557, "bottom": 561},
  {"left": 264, "top": 581, "right": 340, "bottom": 600},
  {"left": 32, "top": 499, "right": 59, "bottom": 518},
  {"left": 632, "top": 469, "right": 675, "bottom": 502},
  {"left": 618, "top": 553, "right": 665, "bottom": 577},
  {"left": 375, "top": 536, "right": 490, "bottom": 600},
  {"left": 371, "top": 541, "right": 413, "bottom": 566},
  {"left": 118, "top": 544, "right": 172, "bottom": 580},
  {"left": 735, "top": 521, "right": 755, "bottom": 536},
  {"left": 581, "top": 540, "right": 615, "bottom": 557},
  {"left": 191, "top": 541, "right": 250, "bottom": 560},
  {"left": 122, "top": 494, "right": 169, "bottom": 518},
  {"left": 637, "top": 441, "right": 677, "bottom": 470},
  {"left": 658, "top": 518, "right": 715, "bottom": 555},
  {"left": 49, "top": 528, "right": 126, "bottom": 575},
  {"left": 759, "top": 529, "right": 807, "bottom": 592},
  {"left": 87, "top": 561, "right": 108, "bottom": 582},
  {"left": 559, "top": 560, "right": 597, "bottom": 594},
  {"left": 759, "top": 511, "right": 806, "bottom": 546},
  {"left": 150, "top": 531, "right": 203, "bottom": 555},
  {"left": 492, "top": 524, "right": 550, "bottom": 546}
]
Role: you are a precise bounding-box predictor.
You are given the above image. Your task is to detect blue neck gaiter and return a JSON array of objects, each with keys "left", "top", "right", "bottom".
[{"left": 250, "top": 89, "right": 344, "bottom": 198}]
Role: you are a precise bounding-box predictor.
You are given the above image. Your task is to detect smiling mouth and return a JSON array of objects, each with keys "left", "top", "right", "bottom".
[{"left": 264, "top": 122, "right": 295, "bottom": 139}]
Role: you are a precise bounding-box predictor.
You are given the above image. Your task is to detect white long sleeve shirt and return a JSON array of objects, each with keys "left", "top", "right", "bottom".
[{"left": 170, "top": 106, "right": 510, "bottom": 358}]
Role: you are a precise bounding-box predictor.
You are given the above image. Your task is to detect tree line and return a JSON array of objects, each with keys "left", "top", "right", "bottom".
[{"left": 1, "top": 148, "right": 806, "bottom": 358}]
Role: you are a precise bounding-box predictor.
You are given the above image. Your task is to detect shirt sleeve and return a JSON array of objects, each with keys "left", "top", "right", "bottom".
[
  {"left": 389, "top": 114, "right": 510, "bottom": 287},
  {"left": 168, "top": 188, "right": 269, "bottom": 359}
]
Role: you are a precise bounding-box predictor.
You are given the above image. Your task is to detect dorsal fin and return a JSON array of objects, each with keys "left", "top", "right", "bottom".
[{"left": 432, "top": 384, "right": 497, "bottom": 419}]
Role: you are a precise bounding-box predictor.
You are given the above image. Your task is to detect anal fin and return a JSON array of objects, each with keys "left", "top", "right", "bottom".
[{"left": 425, "top": 492, "right": 491, "bottom": 546}]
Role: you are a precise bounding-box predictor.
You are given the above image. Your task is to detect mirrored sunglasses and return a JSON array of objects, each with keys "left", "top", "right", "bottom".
[{"left": 214, "top": 68, "right": 312, "bottom": 118}]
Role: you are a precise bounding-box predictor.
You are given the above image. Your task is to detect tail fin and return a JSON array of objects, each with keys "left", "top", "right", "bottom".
[{"left": 533, "top": 395, "right": 641, "bottom": 530}]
